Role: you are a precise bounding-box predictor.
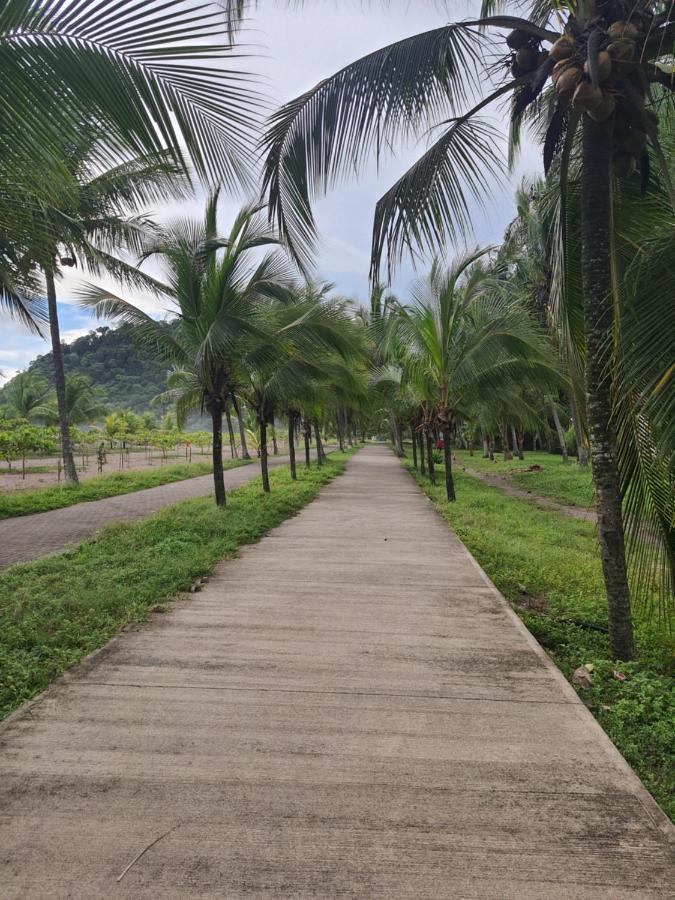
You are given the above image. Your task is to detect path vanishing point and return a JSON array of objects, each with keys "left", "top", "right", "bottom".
[{"left": 1, "top": 446, "right": 673, "bottom": 897}]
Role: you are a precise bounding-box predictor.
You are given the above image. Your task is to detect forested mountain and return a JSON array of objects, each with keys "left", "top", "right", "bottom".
[{"left": 2, "top": 324, "right": 174, "bottom": 413}]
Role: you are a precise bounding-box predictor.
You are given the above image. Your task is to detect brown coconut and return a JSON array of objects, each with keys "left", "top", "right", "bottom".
[
  {"left": 550, "top": 37, "right": 574, "bottom": 61},
  {"left": 587, "top": 92, "right": 616, "bottom": 122},
  {"left": 608, "top": 21, "right": 639, "bottom": 41},
  {"left": 607, "top": 40, "right": 635, "bottom": 62},
  {"left": 584, "top": 50, "right": 612, "bottom": 83},
  {"left": 572, "top": 81, "right": 603, "bottom": 112},
  {"left": 555, "top": 66, "right": 582, "bottom": 95}
]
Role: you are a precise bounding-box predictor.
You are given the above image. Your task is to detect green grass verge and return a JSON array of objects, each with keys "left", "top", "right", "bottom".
[
  {"left": 454, "top": 449, "right": 595, "bottom": 509},
  {"left": 0, "top": 450, "right": 358, "bottom": 720},
  {"left": 0, "top": 459, "right": 249, "bottom": 520},
  {"left": 403, "top": 459, "right": 674, "bottom": 821}
]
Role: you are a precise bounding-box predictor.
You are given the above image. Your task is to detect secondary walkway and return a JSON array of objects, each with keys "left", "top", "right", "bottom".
[
  {"left": 459, "top": 459, "right": 596, "bottom": 522},
  {"left": 0, "top": 446, "right": 672, "bottom": 898},
  {"left": 0, "top": 451, "right": 324, "bottom": 568}
]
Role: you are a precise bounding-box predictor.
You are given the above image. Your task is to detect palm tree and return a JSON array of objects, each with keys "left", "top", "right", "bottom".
[
  {"left": 238, "top": 286, "right": 361, "bottom": 491},
  {"left": 13, "top": 139, "right": 181, "bottom": 484},
  {"left": 82, "top": 198, "right": 292, "bottom": 507},
  {"left": 0, "top": 371, "right": 48, "bottom": 420},
  {"left": 34, "top": 373, "right": 107, "bottom": 428},
  {"left": 391, "top": 251, "right": 558, "bottom": 501},
  {"left": 261, "top": 0, "right": 673, "bottom": 660}
]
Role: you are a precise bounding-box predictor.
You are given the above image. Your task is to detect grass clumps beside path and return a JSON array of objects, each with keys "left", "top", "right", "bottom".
[
  {"left": 455, "top": 449, "right": 595, "bottom": 509},
  {"left": 0, "top": 459, "right": 248, "bottom": 520},
  {"left": 403, "top": 459, "right": 674, "bottom": 822},
  {"left": 0, "top": 450, "right": 358, "bottom": 719}
]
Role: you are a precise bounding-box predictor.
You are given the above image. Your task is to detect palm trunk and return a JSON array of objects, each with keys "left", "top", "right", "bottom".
[
  {"left": 411, "top": 425, "right": 418, "bottom": 469},
  {"left": 232, "top": 395, "right": 251, "bottom": 460},
  {"left": 271, "top": 423, "right": 279, "bottom": 456},
  {"left": 225, "top": 407, "right": 237, "bottom": 458},
  {"left": 549, "top": 398, "right": 568, "bottom": 462},
  {"left": 387, "top": 403, "right": 404, "bottom": 457},
  {"left": 482, "top": 430, "right": 489, "bottom": 458},
  {"left": 337, "top": 410, "right": 345, "bottom": 452},
  {"left": 570, "top": 393, "right": 589, "bottom": 466},
  {"left": 419, "top": 428, "right": 426, "bottom": 476},
  {"left": 582, "top": 114, "right": 634, "bottom": 661},
  {"left": 259, "top": 418, "right": 270, "bottom": 493},
  {"left": 426, "top": 432, "right": 436, "bottom": 486},
  {"left": 313, "top": 418, "right": 325, "bottom": 466},
  {"left": 511, "top": 424, "right": 519, "bottom": 457},
  {"left": 288, "top": 410, "right": 297, "bottom": 480},
  {"left": 442, "top": 424, "right": 455, "bottom": 501},
  {"left": 210, "top": 404, "right": 226, "bottom": 507},
  {"left": 45, "top": 269, "right": 78, "bottom": 484},
  {"left": 516, "top": 427, "right": 525, "bottom": 461},
  {"left": 303, "top": 418, "right": 311, "bottom": 468},
  {"left": 500, "top": 421, "right": 513, "bottom": 462}
]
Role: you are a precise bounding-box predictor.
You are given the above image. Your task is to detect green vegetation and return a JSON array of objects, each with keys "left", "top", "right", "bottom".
[
  {"left": 403, "top": 459, "right": 674, "bottom": 821},
  {"left": 0, "top": 460, "right": 247, "bottom": 520},
  {"left": 455, "top": 449, "right": 595, "bottom": 509},
  {"left": 0, "top": 450, "right": 357, "bottom": 720}
]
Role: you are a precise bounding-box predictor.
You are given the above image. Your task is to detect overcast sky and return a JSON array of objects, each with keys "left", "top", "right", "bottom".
[{"left": 0, "top": 0, "right": 541, "bottom": 383}]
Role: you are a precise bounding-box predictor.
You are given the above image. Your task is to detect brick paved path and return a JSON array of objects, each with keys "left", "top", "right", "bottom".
[
  {"left": 0, "top": 453, "right": 320, "bottom": 568},
  {"left": 0, "top": 446, "right": 672, "bottom": 897}
]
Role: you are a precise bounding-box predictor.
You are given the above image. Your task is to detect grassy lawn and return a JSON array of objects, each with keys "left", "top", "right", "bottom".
[
  {"left": 0, "top": 459, "right": 249, "bottom": 520},
  {"left": 0, "top": 450, "right": 357, "bottom": 720},
  {"left": 454, "top": 448, "right": 595, "bottom": 509},
  {"left": 403, "top": 459, "right": 674, "bottom": 821}
]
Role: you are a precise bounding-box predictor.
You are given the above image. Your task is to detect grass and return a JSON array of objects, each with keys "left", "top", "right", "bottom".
[
  {"left": 403, "top": 458, "right": 674, "bottom": 821},
  {"left": 0, "top": 450, "right": 358, "bottom": 721},
  {"left": 0, "top": 459, "right": 249, "bottom": 520},
  {"left": 454, "top": 449, "right": 595, "bottom": 509}
]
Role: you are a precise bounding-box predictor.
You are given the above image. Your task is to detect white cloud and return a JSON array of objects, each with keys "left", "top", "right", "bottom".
[{"left": 3, "top": 0, "right": 543, "bottom": 371}]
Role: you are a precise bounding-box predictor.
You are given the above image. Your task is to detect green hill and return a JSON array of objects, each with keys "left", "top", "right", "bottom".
[{"left": 2, "top": 324, "right": 174, "bottom": 413}]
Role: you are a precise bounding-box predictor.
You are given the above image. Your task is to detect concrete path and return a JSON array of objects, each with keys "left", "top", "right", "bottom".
[
  {"left": 0, "top": 446, "right": 672, "bottom": 898},
  {"left": 0, "top": 451, "right": 323, "bottom": 568}
]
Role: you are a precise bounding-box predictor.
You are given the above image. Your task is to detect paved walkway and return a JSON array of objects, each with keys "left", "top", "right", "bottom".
[
  {"left": 0, "top": 446, "right": 672, "bottom": 898},
  {"left": 0, "top": 451, "right": 324, "bottom": 568}
]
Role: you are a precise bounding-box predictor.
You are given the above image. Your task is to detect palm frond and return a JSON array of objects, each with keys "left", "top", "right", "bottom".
[
  {"left": 371, "top": 116, "right": 506, "bottom": 281},
  {"left": 260, "top": 23, "right": 489, "bottom": 270},
  {"left": 0, "top": 0, "right": 262, "bottom": 185}
]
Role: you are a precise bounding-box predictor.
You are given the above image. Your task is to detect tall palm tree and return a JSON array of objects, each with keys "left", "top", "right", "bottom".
[
  {"left": 260, "top": 0, "right": 673, "bottom": 660},
  {"left": 82, "top": 198, "right": 292, "bottom": 507},
  {"left": 391, "top": 251, "right": 558, "bottom": 501},
  {"left": 238, "top": 287, "right": 361, "bottom": 491},
  {"left": 12, "top": 140, "right": 181, "bottom": 483}
]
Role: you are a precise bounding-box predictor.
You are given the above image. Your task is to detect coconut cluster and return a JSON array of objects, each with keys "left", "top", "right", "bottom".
[
  {"left": 507, "top": 17, "right": 657, "bottom": 180},
  {"left": 550, "top": 20, "right": 653, "bottom": 177}
]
